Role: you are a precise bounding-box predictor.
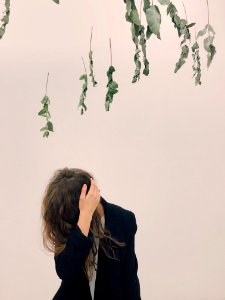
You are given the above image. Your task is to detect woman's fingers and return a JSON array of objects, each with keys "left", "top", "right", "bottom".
[
  {"left": 89, "top": 178, "right": 97, "bottom": 193},
  {"left": 90, "top": 178, "right": 99, "bottom": 195},
  {"left": 80, "top": 183, "right": 87, "bottom": 199},
  {"left": 79, "top": 178, "right": 101, "bottom": 215},
  {"left": 80, "top": 178, "right": 99, "bottom": 200},
  {"left": 94, "top": 187, "right": 100, "bottom": 196}
]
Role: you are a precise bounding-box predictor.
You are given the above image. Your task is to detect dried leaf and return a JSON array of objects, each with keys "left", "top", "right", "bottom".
[
  {"left": 105, "top": 66, "right": 119, "bottom": 111},
  {"left": 139, "top": 25, "right": 150, "bottom": 76},
  {"left": 89, "top": 50, "right": 98, "bottom": 87},
  {"left": 132, "top": 47, "right": 142, "bottom": 83},
  {"left": 78, "top": 74, "right": 88, "bottom": 115},
  {"left": 0, "top": 0, "right": 10, "bottom": 40},
  {"left": 157, "top": 0, "right": 170, "bottom": 5},
  {"left": 174, "top": 45, "right": 189, "bottom": 73},
  {"left": 144, "top": 3, "right": 161, "bottom": 39},
  {"left": 191, "top": 41, "right": 202, "bottom": 85}
]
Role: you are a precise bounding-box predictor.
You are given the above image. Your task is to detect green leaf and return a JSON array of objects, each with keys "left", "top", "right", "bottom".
[
  {"left": 143, "top": 0, "right": 151, "bottom": 11},
  {"left": 109, "top": 81, "right": 119, "bottom": 89},
  {"left": 145, "top": 5, "right": 161, "bottom": 39},
  {"left": 79, "top": 74, "right": 88, "bottom": 81},
  {"left": 40, "top": 126, "right": 48, "bottom": 131},
  {"left": 146, "top": 26, "right": 152, "bottom": 40},
  {"left": 47, "top": 121, "right": 54, "bottom": 132},
  {"left": 5, "top": 0, "right": 10, "bottom": 10},
  {"left": 130, "top": 9, "right": 141, "bottom": 26},
  {"left": 187, "top": 22, "right": 196, "bottom": 28},
  {"left": 167, "top": 2, "right": 177, "bottom": 17},
  {"left": 204, "top": 35, "right": 214, "bottom": 51},
  {"left": 0, "top": 28, "right": 4, "bottom": 38},
  {"left": 207, "top": 44, "right": 216, "bottom": 68},
  {"left": 38, "top": 108, "right": 47, "bottom": 116},
  {"left": 173, "top": 15, "right": 181, "bottom": 26},
  {"left": 41, "top": 95, "right": 50, "bottom": 105},
  {"left": 179, "top": 19, "right": 187, "bottom": 29},
  {"left": 157, "top": 0, "right": 170, "bottom": 5},
  {"left": 107, "top": 66, "right": 116, "bottom": 79},
  {"left": 52, "top": 0, "right": 59, "bottom": 3},
  {"left": 208, "top": 24, "right": 215, "bottom": 35},
  {"left": 197, "top": 24, "right": 208, "bottom": 39},
  {"left": 1, "top": 15, "right": 9, "bottom": 24},
  {"left": 191, "top": 41, "right": 199, "bottom": 52},
  {"left": 126, "top": 0, "right": 132, "bottom": 15},
  {"left": 43, "top": 131, "right": 49, "bottom": 138},
  {"left": 174, "top": 45, "right": 189, "bottom": 73}
]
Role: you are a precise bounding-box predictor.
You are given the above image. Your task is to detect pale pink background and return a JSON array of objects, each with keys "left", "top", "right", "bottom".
[{"left": 0, "top": 0, "right": 225, "bottom": 299}]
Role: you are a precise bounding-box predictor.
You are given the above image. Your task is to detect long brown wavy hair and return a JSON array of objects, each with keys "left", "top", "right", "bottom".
[{"left": 41, "top": 167, "right": 126, "bottom": 281}]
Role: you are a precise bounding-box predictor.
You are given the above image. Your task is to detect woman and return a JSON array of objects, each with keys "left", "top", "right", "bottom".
[{"left": 41, "top": 167, "right": 141, "bottom": 300}]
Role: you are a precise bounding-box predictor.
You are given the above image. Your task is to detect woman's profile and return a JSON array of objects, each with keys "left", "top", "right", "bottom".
[{"left": 41, "top": 167, "right": 141, "bottom": 300}]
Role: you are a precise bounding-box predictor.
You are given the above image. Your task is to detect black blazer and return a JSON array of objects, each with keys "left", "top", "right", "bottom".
[{"left": 52, "top": 196, "right": 141, "bottom": 300}]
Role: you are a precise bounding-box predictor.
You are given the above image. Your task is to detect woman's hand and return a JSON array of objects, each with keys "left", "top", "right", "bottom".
[{"left": 79, "top": 178, "right": 101, "bottom": 217}]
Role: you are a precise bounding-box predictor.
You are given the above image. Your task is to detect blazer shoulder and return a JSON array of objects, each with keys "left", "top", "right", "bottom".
[{"left": 108, "top": 202, "right": 138, "bottom": 240}]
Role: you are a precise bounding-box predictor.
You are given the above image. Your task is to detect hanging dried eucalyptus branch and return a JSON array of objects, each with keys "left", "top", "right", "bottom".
[
  {"left": 132, "top": 46, "right": 142, "bottom": 83},
  {"left": 196, "top": 0, "right": 216, "bottom": 68},
  {"left": 105, "top": 38, "right": 119, "bottom": 111},
  {"left": 38, "top": 72, "right": 54, "bottom": 138},
  {"left": 125, "top": 0, "right": 142, "bottom": 82},
  {"left": 78, "top": 58, "right": 88, "bottom": 115},
  {"left": 89, "top": 26, "right": 98, "bottom": 87},
  {"left": 191, "top": 29, "right": 202, "bottom": 86},
  {"left": 139, "top": 0, "right": 149, "bottom": 76},
  {"left": 158, "top": 0, "right": 195, "bottom": 72},
  {"left": 0, "top": 0, "right": 10, "bottom": 40},
  {"left": 124, "top": 0, "right": 147, "bottom": 83}
]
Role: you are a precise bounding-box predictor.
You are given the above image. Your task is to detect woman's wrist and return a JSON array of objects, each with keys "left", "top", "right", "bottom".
[{"left": 77, "top": 210, "right": 93, "bottom": 237}]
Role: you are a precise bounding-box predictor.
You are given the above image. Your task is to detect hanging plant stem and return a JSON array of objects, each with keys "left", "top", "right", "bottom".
[
  {"left": 0, "top": 0, "right": 10, "bottom": 40},
  {"left": 191, "top": 28, "right": 202, "bottom": 86},
  {"left": 89, "top": 26, "right": 98, "bottom": 87},
  {"left": 173, "top": 1, "right": 193, "bottom": 73},
  {"left": 139, "top": 0, "right": 150, "bottom": 76},
  {"left": 105, "top": 38, "right": 119, "bottom": 111},
  {"left": 38, "top": 72, "right": 54, "bottom": 138},
  {"left": 123, "top": 0, "right": 143, "bottom": 83},
  {"left": 196, "top": 0, "right": 216, "bottom": 68},
  {"left": 157, "top": 0, "right": 195, "bottom": 72},
  {"left": 182, "top": 1, "right": 188, "bottom": 24},
  {"left": 78, "top": 57, "right": 88, "bottom": 115}
]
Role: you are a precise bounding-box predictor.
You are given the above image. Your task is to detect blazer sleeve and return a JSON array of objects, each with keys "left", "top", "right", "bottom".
[
  {"left": 54, "top": 224, "right": 94, "bottom": 281},
  {"left": 121, "top": 212, "right": 142, "bottom": 300}
]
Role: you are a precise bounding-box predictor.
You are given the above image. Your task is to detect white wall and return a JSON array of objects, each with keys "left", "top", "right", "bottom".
[{"left": 0, "top": 0, "right": 225, "bottom": 299}]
